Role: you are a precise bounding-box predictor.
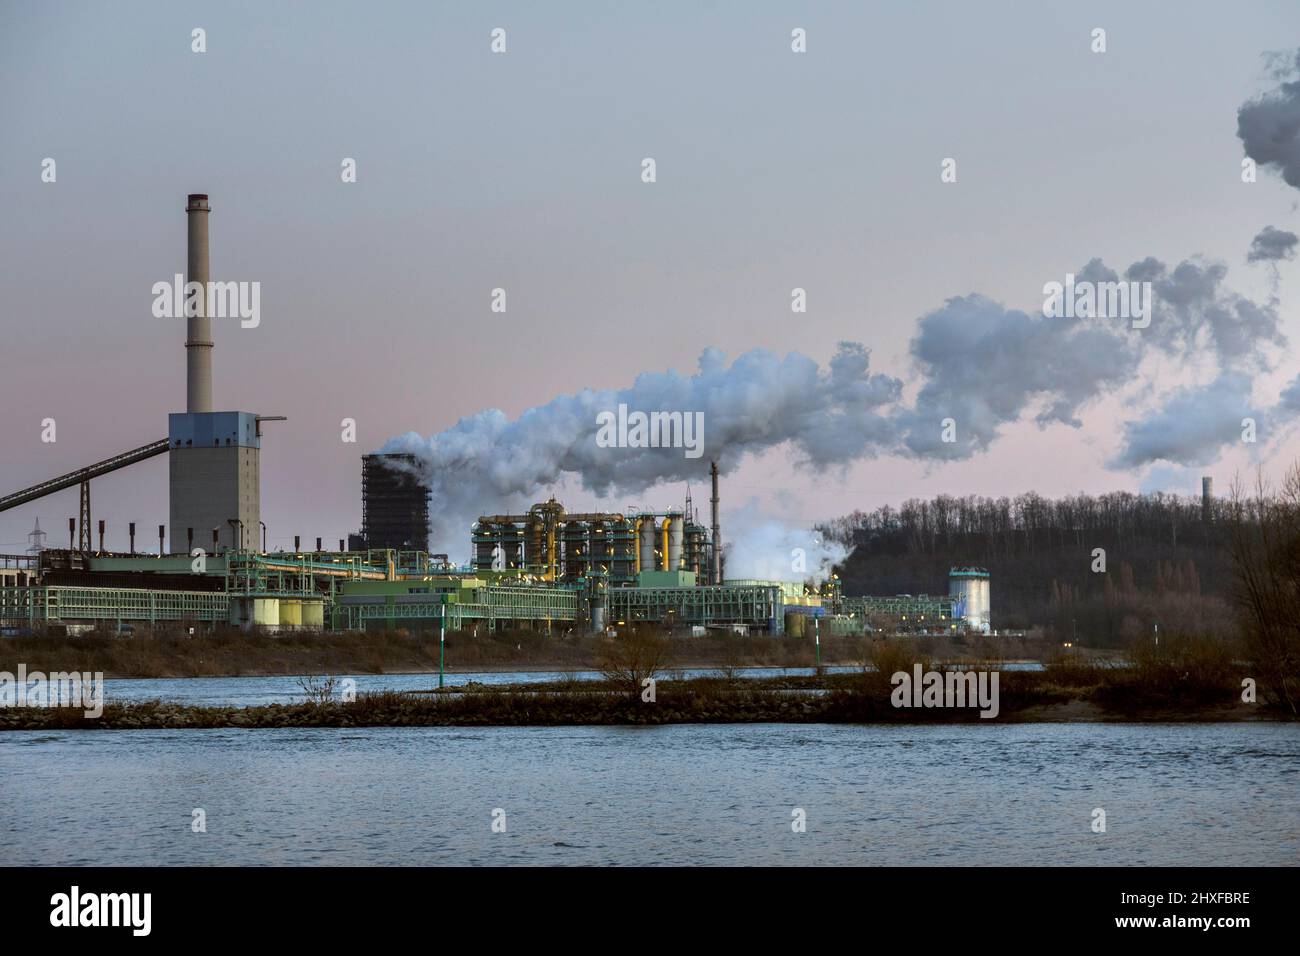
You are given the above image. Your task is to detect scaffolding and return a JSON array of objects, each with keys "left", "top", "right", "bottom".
[
  {"left": 361, "top": 454, "right": 430, "bottom": 551},
  {"left": 336, "top": 580, "right": 579, "bottom": 631},
  {"left": 606, "top": 583, "right": 784, "bottom": 632},
  {"left": 840, "top": 594, "right": 958, "bottom": 631}
]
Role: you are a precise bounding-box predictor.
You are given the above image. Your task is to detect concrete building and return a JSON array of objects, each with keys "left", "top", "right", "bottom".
[{"left": 168, "top": 411, "right": 260, "bottom": 553}]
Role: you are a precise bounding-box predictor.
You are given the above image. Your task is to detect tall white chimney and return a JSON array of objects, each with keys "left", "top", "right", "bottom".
[{"left": 185, "top": 194, "right": 212, "bottom": 413}]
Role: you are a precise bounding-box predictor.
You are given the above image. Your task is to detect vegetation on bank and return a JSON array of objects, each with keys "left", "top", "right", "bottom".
[
  {"left": 2, "top": 636, "right": 1289, "bottom": 729},
  {"left": 0, "top": 626, "right": 892, "bottom": 679}
]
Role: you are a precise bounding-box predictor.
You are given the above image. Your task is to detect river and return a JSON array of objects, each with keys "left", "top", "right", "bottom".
[{"left": 1, "top": 722, "right": 1294, "bottom": 865}]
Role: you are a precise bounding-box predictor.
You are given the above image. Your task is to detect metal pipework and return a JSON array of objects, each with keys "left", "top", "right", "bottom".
[{"left": 185, "top": 193, "right": 213, "bottom": 413}]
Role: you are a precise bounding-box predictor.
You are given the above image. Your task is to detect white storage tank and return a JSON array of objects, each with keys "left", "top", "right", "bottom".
[
  {"left": 948, "top": 567, "right": 991, "bottom": 634},
  {"left": 639, "top": 516, "right": 658, "bottom": 571}
]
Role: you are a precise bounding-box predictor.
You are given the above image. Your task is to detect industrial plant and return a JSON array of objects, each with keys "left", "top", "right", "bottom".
[{"left": 0, "top": 194, "right": 991, "bottom": 641}]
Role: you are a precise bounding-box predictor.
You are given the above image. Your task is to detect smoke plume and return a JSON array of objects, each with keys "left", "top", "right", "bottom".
[
  {"left": 1237, "top": 49, "right": 1300, "bottom": 190},
  {"left": 383, "top": 253, "right": 1290, "bottom": 552},
  {"left": 1247, "top": 225, "right": 1299, "bottom": 264}
]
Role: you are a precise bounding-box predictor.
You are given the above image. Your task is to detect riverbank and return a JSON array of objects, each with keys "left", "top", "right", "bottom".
[
  {"left": 0, "top": 629, "right": 1074, "bottom": 679},
  {"left": 2, "top": 669, "right": 1291, "bottom": 729},
  {"left": 0, "top": 629, "right": 871, "bottom": 678}
]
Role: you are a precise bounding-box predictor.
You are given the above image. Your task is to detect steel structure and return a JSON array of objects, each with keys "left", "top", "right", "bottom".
[
  {"left": 0, "top": 439, "right": 169, "bottom": 519},
  {"left": 840, "top": 594, "right": 959, "bottom": 631},
  {"left": 336, "top": 580, "right": 579, "bottom": 631},
  {"left": 606, "top": 582, "right": 784, "bottom": 632},
  {"left": 361, "top": 454, "right": 430, "bottom": 551},
  {"left": 0, "top": 585, "right": 230, "bottom": 628},
  {"left": 472, "top": 499, "right": 711, "bottom": 586}
]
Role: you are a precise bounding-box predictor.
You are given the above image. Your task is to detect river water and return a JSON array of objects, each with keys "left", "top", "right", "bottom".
[{"left": 1, "top": 723, "right": 1295, "bottom": 865}]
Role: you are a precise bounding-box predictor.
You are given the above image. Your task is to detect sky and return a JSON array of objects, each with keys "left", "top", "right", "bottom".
[{"left": 2, "top": 0, "right": 1299, "bottom": 560}]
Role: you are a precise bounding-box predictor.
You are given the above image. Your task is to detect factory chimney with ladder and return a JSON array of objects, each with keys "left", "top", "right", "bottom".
[{"left": 710, "top": 461, "right": 721, "bottom": 585}]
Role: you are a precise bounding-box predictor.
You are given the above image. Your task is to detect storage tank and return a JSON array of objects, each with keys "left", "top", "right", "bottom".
[
  {"left": 948, "top": 567, "right": 991, "bottom": 634},
  {"left": 301, "top": 601, "right": 325, "bottom": 629},
  {"left": 639, "top": 516, "right": 658, "bottom": 571},
  {"left": 665, "top": 513, "right": 684, "bottom": 571},
  {"left": 784, "top": 610, "right": 806, "bottom": 638},
  {"left": 280, "top": 599, "right": 302, "bottom": 628}
]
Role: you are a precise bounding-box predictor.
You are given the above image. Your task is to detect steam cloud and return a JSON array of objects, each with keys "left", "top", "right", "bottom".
[
  {"left": 383, "top": 343, "right": 903, "bottom": 548},
  {"left": 722, "top": 504, "right": 847, "bottom": 584},
  {"left": 383, "top": 253, "right": 1291, "bottom": 554},
  {"left": 375, "top": 49, "right": 1300, "bottom": 562}
]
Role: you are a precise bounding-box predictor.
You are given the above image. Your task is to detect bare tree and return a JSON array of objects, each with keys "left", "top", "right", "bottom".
[
  {"left": 596, "top": 629, "right": 670, "bottom": 696},
  {"left": 1228, "top": 470, "right": 1300, "bottom": 714}
]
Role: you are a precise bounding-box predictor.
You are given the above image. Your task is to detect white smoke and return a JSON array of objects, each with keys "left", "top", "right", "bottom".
[
  {"left": 721, "top": 504, "right": 847, "bottom": 584},
  {"left": 381, "top": 252, "right": 1291, "bottom": 555},
  {"left": 382, "top": 342, "right": 902, "bottom": 549}
]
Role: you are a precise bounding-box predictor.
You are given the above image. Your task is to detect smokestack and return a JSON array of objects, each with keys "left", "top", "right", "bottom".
[
  {"left": 339, "top": 538, "right": 345, "bottom": 552},
  {"left": 1202, "top": 476, "right": 1213, "bottom": 523},
  {"left": 159, "top": 524, "right": 165, "bottom": 556},
  {"left": 185, "top": 194, "right": 213, "bottom": 413},
  {"left": 710, "top": 461, "right": 721, "bottom": 585},
  {"left": 68, "top": 518, "right": 75, "bottom": 550},
  {"left": 98, "top": 520, "right": 105, "bottom": 553},
  {"left": 294, "top": 535, "right": 300, "bottom": 553},
  {"left": 187, "top": 527, "right": 194, "bottom": 554},
  {"left": 129, "top": 522, "right": 136, "bottom": 555},
  {"left": 316, "top": 537, "right": 322, "bottom": 552}
]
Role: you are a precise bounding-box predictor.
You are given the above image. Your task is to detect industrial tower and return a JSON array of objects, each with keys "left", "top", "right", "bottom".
[{"left": 167, "top": 194, "right": 261, "bottom": 554}]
